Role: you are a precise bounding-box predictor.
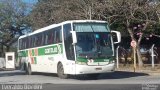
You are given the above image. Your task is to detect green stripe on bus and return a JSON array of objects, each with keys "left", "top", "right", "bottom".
[
  {"left": 38, "top": 45, "right": 58, "bottom": 55},
  {"left": 19, "top": 44, "right": 63, "bottom": 57}
]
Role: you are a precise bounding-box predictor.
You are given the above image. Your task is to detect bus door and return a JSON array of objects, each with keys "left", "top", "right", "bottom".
[{"left": 64, "top": 24, "right": 76, "bottom": 74}]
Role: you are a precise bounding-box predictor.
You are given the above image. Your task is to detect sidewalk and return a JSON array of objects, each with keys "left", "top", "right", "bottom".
[
  {"left": 116, "top": 67, "right": 160, "bottom": 76},
  {"left": 0, "top": 68, "right": 15, "bottom": 71}
]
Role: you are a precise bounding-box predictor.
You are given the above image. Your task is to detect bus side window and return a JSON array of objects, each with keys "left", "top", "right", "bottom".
[
  {"left": 35, "top": 35, "right": 38, "bottom": 47},
  {"left": 59, "top": 27, "right": 62, "bottom": 42},
  {"left": 18, "top": 39, "right": 20, "bottom": 50},
  {"left": 22, "top": 38, "right": 26, "bottom": 49},
  {"left": 31, "top": 36, "right": 34, "bottom": 47},
  {"left": 29, "top": 36, "right": 32, "bottom": 48},
  {"left": 38, "top": 33, "right": 42, "bottom": 46},
  {"left": 26, "top": 37, "right": 29, "bottom": 49},
  {"left": 55, "top": 29, "right": 60, "bottom": 43},
  {"left": 31, "top": 36, "right": 34, "bottom": 48},
  {"left": 54, "top": 30, "right": 58, "bottom": 43},
  {"left": 19, "top": 39, "right": 22, "bottom": 50},
  {"left": 41, "top": 33, "right": 44, "bottom": 46},
  {"left": 50, "top": 30, "right": 54, "bottom": 44},
  {"left": 34, "top": 36, "right": 36, "bottom": 47},
  {"left": 45, "top": 32, "right": 49, "bottom": 45},
  {"left": 28, "top": 37, "right": 31, "bottom": 48},
  {"left": 21, "top": 39, "right": 24, "bottom": 49},
  {"left": 54, "top": 26, "right": 61, "bottom": 43},
  {"left": 48, "top": 31, "right": 52, "bottom": 45}
]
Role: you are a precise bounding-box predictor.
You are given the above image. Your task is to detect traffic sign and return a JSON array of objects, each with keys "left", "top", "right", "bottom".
[{"left": 130, "top": 40, "right": 136, "bottom": 48}]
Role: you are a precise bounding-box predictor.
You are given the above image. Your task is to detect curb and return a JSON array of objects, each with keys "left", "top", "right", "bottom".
[{"left": 116, "top": 69, "right": 160, "bottom": 76}]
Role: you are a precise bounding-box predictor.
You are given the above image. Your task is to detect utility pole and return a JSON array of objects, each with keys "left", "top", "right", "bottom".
[
  {"left": 151, "top": 44, "right": 155, "bottom": 69},
  {"left": 116, "top": 46, "right": 120, "bottom": 69}
]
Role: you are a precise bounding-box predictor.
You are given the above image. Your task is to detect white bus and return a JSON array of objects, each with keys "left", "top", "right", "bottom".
[{"left": 18, "top": 20, "right": 121, "bottom": 79}]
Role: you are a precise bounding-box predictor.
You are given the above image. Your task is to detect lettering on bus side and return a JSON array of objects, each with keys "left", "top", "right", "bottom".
[{"left": 45, "top": 47, "right": 58, "bottom": 54}]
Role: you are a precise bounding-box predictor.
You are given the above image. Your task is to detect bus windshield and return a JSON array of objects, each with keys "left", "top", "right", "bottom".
[
  {"left": 73, "top": 23, "right": 113, "bottom": 58},
  {"left": 73, "top": 23, "right": 109, "bottom": 32},
  {"left": 75, "top": 32, "right": 113, "bottom": 58}
]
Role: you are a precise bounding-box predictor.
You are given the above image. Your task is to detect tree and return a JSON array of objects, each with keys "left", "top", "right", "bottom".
[
  {"left": 30, "top": 0, "right": 160, "bottom": 67},
  {"left": 100, "top": 0, "right": 159, "bottom": 67},
  {"left": 0, "top": 0, "right": 31, "bottom": 56},
  {"left": 29, "top": 0, "right": 107, "bottom": 30}
]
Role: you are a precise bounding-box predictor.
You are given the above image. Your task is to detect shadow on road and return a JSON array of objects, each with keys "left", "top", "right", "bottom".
[
  {"left": 0, "top": 70, "right": 59, "bottom": 77},
  {"left": 72, "top": 71, "right": 149, "bottom": 80},
  {"left": 32, "top": 72, "right": 58, "bottom": 77},
  {"left": 98, "top": 71, "right": 149, "bottom": 79},
  {"left": 0, "top": 70, "right": 149, "bottom": 80},
  {"left": 0, "top": 70, "right": 25, "bottom": 77}
]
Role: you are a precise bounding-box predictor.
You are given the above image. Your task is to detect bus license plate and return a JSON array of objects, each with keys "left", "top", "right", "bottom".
[{"left": 95, "top": 67, "right": 102, "bottom": 70}]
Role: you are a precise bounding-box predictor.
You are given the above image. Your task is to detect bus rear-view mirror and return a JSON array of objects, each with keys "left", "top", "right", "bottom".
[
  {"left": 111, "top": 30, "right": 121, "bottom": 44},
  {"left": 70, "top": 31, "right": 77, "bottom": 44}
]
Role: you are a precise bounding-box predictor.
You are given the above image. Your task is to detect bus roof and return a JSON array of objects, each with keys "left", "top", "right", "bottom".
[{"left": 18, "top": 20, "right": 107, "bottom": 39}]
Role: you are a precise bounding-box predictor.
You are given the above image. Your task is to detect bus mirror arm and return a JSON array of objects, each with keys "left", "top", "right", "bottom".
[
  {"left": 70, "top": 31, "right": 77, "bottom": 45},
  {"left": 111, "top": 30, "right": 121, "bottom": 44}
]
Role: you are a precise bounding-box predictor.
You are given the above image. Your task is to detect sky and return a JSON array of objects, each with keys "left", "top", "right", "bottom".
[{"left": 23, "top": 0, "right": 37, "bottom": 4}]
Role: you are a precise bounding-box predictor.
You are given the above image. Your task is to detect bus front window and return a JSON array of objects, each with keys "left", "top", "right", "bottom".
[{"left": 76, "top": 32, "right": 113, "bottom": 58}]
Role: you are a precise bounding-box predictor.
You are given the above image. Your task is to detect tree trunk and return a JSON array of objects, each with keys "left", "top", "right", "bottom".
[
  {"left": 6, "top": 45, "right": 10, "bottom": 52},
  {"left": 136, "top": 45, "right": 143, "bottom": 68},
  {"left": 0, "top": 45, "right": 4, "bottom": 57},
  {"left": 136, "top": 31, "right": 144, "bottom": 68},
  {"left": 126, "top": 19, "right": 144, "bottom": 68}
]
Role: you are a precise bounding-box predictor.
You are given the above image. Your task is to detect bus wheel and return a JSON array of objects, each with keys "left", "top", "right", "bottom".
[
  {"left": 19, "top": 61, "right": 22, "bottom": 70},
  {"left": 26, "top": 63, "right": 32, "bottom": 75},
  {"left": 57, "top": 63, "right": 69, "bottom": 79}
]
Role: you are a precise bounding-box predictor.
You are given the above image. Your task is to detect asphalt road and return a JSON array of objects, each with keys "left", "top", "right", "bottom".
[{"left": 0, "top": 70, "right": 160, "bottom": 90}]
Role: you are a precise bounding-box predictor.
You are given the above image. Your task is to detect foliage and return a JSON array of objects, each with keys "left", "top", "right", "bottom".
[
  {"left": 29, "top": 0, "right": 109, "bottom": 30},
  {"left": 0, "top": 0, "right": 31, "bottom": 56},
  {"left": 29, "top": 0, "right": 160, "bottom": 67}
]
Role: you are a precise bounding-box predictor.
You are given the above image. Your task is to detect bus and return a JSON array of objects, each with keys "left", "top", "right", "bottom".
[{"left": 18, "top": 20, "right": 121, "bottom": 79}]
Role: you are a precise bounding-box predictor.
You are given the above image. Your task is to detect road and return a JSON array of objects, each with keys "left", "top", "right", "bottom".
[{"left": 0, "top": 70, "right": 160, "bottom": 90}]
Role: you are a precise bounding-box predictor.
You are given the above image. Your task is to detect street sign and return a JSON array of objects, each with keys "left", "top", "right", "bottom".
[{"left": 130, "top": 40, "right": 136, "bottom": 48}]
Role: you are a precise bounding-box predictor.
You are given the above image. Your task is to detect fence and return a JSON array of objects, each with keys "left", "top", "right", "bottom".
[{"left": 116, "top": 45, "right": 160, "bottom": 70}]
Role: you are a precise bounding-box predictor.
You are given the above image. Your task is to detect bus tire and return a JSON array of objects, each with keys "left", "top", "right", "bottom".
[
  {"left": 19, "top": 60, "right": 22, "bottom": 70},
  {"left": 57, "top": 63, "right": 69, "bottom": 79},
  {"left": 26, "top": 63, "right": 32, "bottom": 75}
]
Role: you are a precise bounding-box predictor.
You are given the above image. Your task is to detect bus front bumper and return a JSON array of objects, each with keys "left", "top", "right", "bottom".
[{"left": 75, "top": 63, "right": 115, "bottom": 75}]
